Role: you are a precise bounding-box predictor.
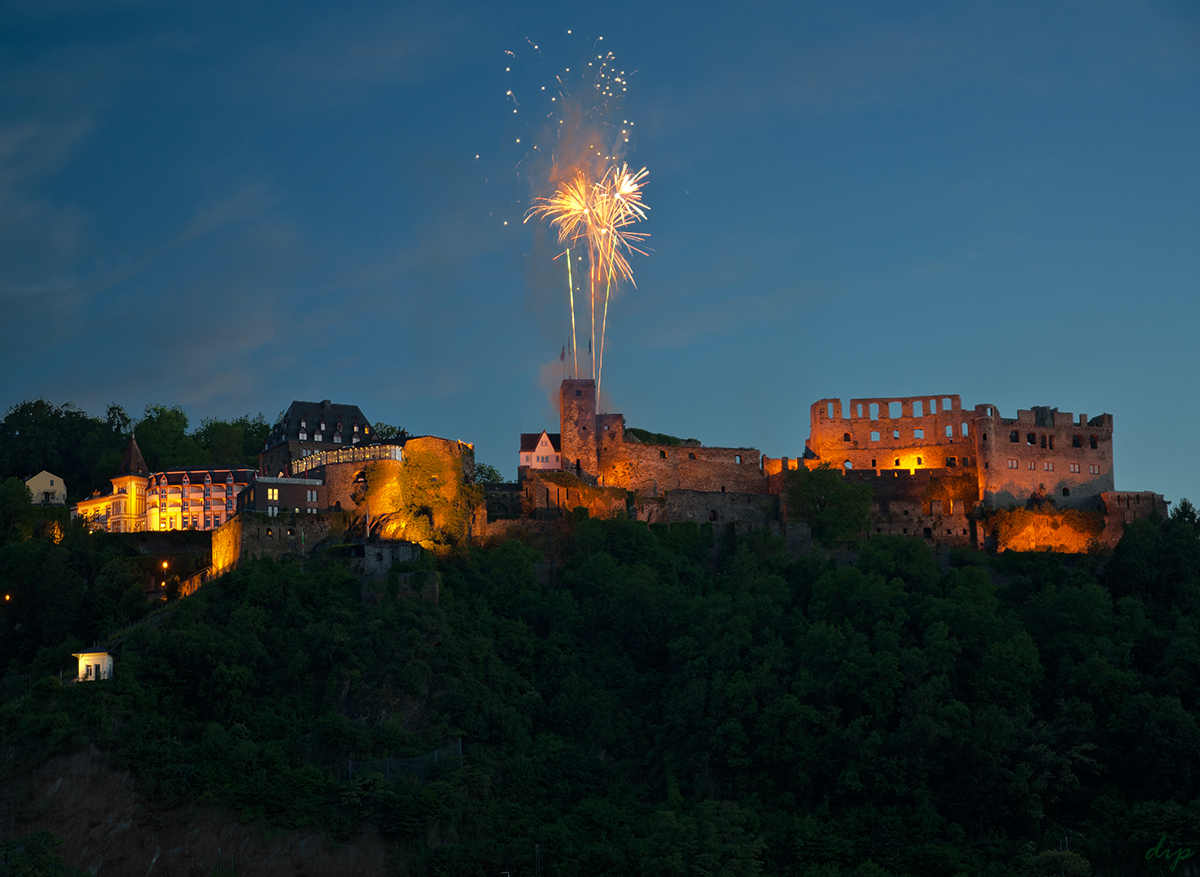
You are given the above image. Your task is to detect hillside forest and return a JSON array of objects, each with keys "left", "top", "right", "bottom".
[{"left": 3, "top": 494, "right": 1200, "bottom": 875}]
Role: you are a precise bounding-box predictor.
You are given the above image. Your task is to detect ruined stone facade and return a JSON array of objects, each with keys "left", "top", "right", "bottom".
[
  {"left": 802, "top": 394, "right": 1117, "bottom": 512},
  {"left": 559, "top": 379, "right": 766, "bottom": 495}
]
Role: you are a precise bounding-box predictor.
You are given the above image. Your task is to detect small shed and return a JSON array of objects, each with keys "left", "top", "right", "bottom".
[{"left": 72, "top": 651, "right": 113, "bottom": 682}]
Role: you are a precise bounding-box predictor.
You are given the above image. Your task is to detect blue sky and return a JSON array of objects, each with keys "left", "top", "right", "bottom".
[{"left": 2, "top": 0, "right": 1197, "bottom": 503}]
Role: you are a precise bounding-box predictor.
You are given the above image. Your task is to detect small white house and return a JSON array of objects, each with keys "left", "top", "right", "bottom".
[
  {"left": 72, "top": 651, "right": 113, "bottom": 682},
  {"left": 519, "top": 431, "right": 562, "bottom": 471},
  {"left": 25, "top": 470, "right": 67, "bottom": 506}
]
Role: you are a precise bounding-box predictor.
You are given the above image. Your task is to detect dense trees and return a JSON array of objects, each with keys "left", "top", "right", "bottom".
[
  {"left": 787, "top": 463, "right": 873, "bottom": 546},
  {"left": 0, "top": 401, "right": 270, "bottom": 499},
  {"left": 1, "top": 508, "right": 1198, "bottom": 875}
]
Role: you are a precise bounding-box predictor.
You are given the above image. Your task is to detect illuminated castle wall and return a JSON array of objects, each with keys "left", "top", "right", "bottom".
[
  {"left": 803, "top": 394, "right": 1115, "bottom": 510},
  {"left": 560, "top": 379, "right": 765, "bottom": 496}
]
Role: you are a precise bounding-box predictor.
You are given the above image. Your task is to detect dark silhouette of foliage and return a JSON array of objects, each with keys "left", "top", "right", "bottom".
[{"left": 1, "top": 503, "right": 1198, "bottom": 875}]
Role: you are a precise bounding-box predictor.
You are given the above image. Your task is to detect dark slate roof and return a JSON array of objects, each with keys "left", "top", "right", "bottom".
[
  {"left": 265, "top": 399, "right": 374, "bottom": 450},
  {"left": 116, "top": 436, "right": 151, "bottom": 478},
  {"left": 520, "top": 431, "right": 562, "bottom": 452}
]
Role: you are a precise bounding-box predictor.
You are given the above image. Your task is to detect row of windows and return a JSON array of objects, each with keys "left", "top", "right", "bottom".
[
  {"left": 859, "top": 456, "right": 973, "bottom": 469},
  {"left": 1007, "top": 460, "right": 1102, "bottom": 475},
  {"left": 298, "top": 417, "right": 365, "bottom": 435},
  {"left": 860, "top": 423, "right": 969, "bottom": 442},
  {"left": 158, "top": 514, "right": 222, "bottom": 530},
  {"left": 299, "top": 431, "right": 362, "bottom": 445},
  {"left": 1009, "top": 430, "right": 1100, "bottom": 449},
  {"left": 834, "top": 398, "right": 957, "bottom": 420}
]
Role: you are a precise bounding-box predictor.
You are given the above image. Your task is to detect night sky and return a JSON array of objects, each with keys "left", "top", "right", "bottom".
[{"left": 3, "top": 1, "right": 1198, "bottom": 504}]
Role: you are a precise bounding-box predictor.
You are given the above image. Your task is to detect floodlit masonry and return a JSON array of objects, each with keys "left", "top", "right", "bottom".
[
  {"left": 550, "top": 381, "right": 1166, "bottom": 550},
  {"left": 803, "top": 394, "right": 1116, "bottom": 509},
  {"left": 559, "top": 379, "right": 765, "bottom": 496}
]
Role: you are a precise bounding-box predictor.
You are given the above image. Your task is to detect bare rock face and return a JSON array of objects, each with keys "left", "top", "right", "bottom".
[{"left": 1, "top": 748, "right": 399, "bottom": 876}]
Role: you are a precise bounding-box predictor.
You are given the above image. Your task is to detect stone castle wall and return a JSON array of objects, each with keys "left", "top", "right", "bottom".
[
  {"left": 559, "top": 378, "right": 767, "bottom": 496},
  {"left": 974, "top": 405, "right": 1114, "bottom": 509},
  {"left": 635, "top": 489, "right": 779, "bottom": 529}
]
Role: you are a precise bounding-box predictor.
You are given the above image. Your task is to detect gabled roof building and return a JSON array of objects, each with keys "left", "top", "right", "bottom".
[
  {"left": 519, "top": 431, "right": 561, "bottom": 473},
  {"left": 261, "top": 399, "right": 375, "bottom": 477},
  {"left": 73, "top": 435, "right": 253, "bottom": 533}
]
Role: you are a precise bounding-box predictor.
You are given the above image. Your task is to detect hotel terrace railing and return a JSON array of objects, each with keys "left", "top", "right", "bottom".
[{"left": 289, "top": 443, "right": 404, "bottom": 477}]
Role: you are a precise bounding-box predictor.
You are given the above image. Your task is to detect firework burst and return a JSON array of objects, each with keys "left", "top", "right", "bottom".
[
  {"left": 505, "top": 34, "right": 648, "bottom": 401},
  {"left": 524, "top": 163, "right": 648, "bottom": 393}
]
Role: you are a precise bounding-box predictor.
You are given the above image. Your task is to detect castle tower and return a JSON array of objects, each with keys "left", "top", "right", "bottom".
[
  {"left": 109, "top": 435, "right": 151, "bottom": 533},
  {"left": 560, "top": 379, "right": 598, "bottom": 476}
]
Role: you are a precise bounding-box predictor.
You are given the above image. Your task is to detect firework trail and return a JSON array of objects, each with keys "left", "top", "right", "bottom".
[
  {"left": 525, "top": 165, "right": 647, "bottom": 391},
  {"left": 507, "top": 34, "right": 647, "bottom": 402}
]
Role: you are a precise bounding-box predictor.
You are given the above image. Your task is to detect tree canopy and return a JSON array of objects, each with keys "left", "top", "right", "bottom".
[
  {"left": 786, "top": 463, "right": 873, "bottom": 546},
  {"left": 2, "top": 508, "right": 1198, "bottom": 875}
]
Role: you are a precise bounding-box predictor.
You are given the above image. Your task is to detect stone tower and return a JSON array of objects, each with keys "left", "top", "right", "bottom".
[{"left": 559, "top": 379, "right": 598, "bottom": 476}]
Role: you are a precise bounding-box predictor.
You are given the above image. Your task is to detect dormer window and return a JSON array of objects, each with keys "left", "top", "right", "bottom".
[
  {"left": 314, "top": 433, "right": 322, "bottom": 442},
  {"left": 353, "top": 423, "right": 359, "bottom": 432},
  {"left": 334, "top": 434, "right": 342, "bottom": 443},
  {"left": 299, "top": 431, "right": 307, "bottom": 441},
  {"left": 320, "top": 420, "right": 326, "bottom": 432},
  {"left": 205, "top": 474, "right": 212, "bottom": 484},
  {"left": 336, "top": 421, "right": 343, "bottom": 433}
]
